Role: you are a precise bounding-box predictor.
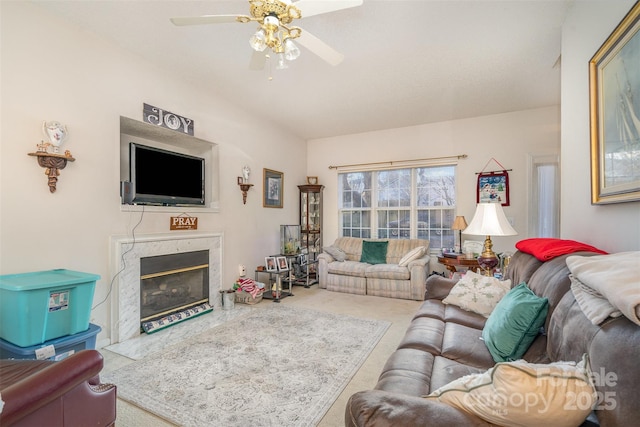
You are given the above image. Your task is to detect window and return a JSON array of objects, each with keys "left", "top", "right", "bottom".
[
  {"left": 528, "top": 154, "right": 560, "bottom": 237},
  {"left": 339, "top": 165, "right": 457, "bottom": 250}
]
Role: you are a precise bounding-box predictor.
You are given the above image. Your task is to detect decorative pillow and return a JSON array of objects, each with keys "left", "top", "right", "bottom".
[
  {"left": 323, "top": 246, "right": 346, "bottom": 262},
  {"left": 425, "top": 355, "right": 596, "bottom": 427},
  {"left": 442, "top": 270, "right": 511, "bottom": 317},
  {"left": 398, "top": 246, "right": 426, "bottom": 267},
  {"left": 360, "top": 240, "right": 388, "bottom": 265},
  {"left": 482, "top": 282, "right": 548, "bottom": 362},
  {"left": 515, "top": 238, "right": 607, "bottom": 261}
]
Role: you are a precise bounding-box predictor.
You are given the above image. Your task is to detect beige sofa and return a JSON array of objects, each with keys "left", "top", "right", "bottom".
[{"left": 317, "top": 237, "right": 431, "bottom": 301}]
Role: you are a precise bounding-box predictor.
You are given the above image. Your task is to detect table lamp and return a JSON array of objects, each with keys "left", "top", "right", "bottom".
[
  {"left": 463, "top": 203, "right": 517, "bottom": 276},
  {"left": 452, "top": 216, "right": 468, "bottom": 253}
]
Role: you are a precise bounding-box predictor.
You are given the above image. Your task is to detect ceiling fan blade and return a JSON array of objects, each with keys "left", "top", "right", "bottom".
[
  {"left": 295, "top": 0, "right": 363, "bottom": 18},
  {"left": 297, "top": 30, "right": 344, "bottom": 66},
  {"left": 249, "top": 50, "right": 267, "bottom": 71},
  {"left": 170, "top": 15, "right": 240, "bottom": 26}
]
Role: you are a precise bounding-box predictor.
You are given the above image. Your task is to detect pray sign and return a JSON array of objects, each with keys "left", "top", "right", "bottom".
[{"left": 170, "top": 215, "right": 198, "bottom": 231}]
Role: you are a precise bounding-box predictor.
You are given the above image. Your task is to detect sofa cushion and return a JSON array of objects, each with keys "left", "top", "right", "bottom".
[
  {"left": 323, "top": 245, "right": 346, "bottom": 261},
  {"left": 326, "top": 260, "right": 369, "bottom": 277},
  {"left": 361, "top": 240, "right": 389, "bottom": 264},
  {"left": 482, "top": 283, "right": 549, "bottom": 362},
  {"left": 375, "top": 348, "right": 436, "bottom": 396},
  {"left": 429, "top": 356, "right": 486, "bottom": 392},
  {"left": 397, "top": 317, "right": 445, "bottom": 355},
  {"left": 442, "top": 270, "right": 511, "bottom": 317},
  {"left": 386, "top": 239, "right": 430, "bottom": 264},
  {"left": 398, "top": 246, "right": 426, "bottom": 266},
  {"left": 365, "top": 264, "right": 410, "bottom": 280},
  {"left": 443, "top": 305, "right": 488, "bottom": 330},
  {"left": 425, "top": 356, "right": 595, "bottom": 427},
  {"left": 332, "top": 237, "right": 364, "bottom": 261},
  {"left": 441, "top": 323, "right": 495, "bottom": 369}
]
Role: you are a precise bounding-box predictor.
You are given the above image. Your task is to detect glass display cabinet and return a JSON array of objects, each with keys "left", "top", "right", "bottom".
[{"left": 298, "top": 184, "right": 324, "bottom": 259}]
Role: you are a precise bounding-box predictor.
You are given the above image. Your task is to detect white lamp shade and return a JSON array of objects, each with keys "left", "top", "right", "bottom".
[{"left": 463, "top": 203, "right": 517, "bottom": 236}]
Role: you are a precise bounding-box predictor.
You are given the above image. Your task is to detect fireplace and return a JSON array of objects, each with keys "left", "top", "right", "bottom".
[
  {"left": 110, "top": 233, "right": 222, "bottom": 345},
  {"left": 140, "top": 250, "right": 209, "bottom": 324}
]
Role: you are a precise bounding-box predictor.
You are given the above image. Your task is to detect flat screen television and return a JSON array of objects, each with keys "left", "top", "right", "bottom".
[{"left": 129, "top": 143, "right": 205, "bottom": 206}]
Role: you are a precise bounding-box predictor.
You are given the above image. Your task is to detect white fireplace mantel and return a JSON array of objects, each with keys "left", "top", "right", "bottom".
[{"left": 109, "top": 232, "right": 223, "bottom": 344}]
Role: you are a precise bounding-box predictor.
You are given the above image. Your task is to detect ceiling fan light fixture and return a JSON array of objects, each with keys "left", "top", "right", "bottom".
[
  {"left": 275, "top": 52, "right": 288, "bottom": 70},
  {"left": 284, "top": 39, "right": 300, "bottom": 61},
  {"left": 263, "top": 14, "right": 280, "bottom": 29},
  {"left": 249, "top": 29, "right": 267, "bottom": 51},
  {"left": 171, "top": 0, "right": 364, "bottom": 71}
]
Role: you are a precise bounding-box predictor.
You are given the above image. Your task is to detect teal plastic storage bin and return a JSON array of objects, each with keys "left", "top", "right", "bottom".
[
  {"left": 0, "top": 269, "right": 99, "bottom": 347},
  {"left": 0, "top": 323, "right": 101, "bottom": 361}
]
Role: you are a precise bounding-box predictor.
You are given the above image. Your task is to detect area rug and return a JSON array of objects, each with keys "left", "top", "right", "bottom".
[{"left": 103, "top": 305, "right": 390, "bottom": 426}]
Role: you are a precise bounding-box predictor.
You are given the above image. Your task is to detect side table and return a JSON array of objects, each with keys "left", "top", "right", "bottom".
[
  {"left": 437, "top": 256, "right": 480, "bottom": 274},
  {"left": 254, "top": 270, "right": 293, "bottom": 303}
]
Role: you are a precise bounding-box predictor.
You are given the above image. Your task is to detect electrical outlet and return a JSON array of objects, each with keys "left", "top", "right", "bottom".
[{"left": 238, "top": 264, "right": 246, "bottom": 277}]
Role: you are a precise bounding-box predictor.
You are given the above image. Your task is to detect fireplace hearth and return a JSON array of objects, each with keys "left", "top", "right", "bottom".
[
  {"left": 140, "top": 250, "right": 209, "bottom": 324},
  {"left": 110, "top": 233, "right": 222, "bottom": 345}
]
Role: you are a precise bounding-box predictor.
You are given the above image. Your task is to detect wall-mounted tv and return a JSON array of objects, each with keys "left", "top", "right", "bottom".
[{"left": 129, "top": 143, "right": 205, "bottom": 206}]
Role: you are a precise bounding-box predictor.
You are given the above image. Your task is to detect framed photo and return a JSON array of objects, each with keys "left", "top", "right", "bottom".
[
  {"left": 237, "top": 176, "right": 244, "bottom": 185},
  {"left": 589, "top": 2, "right": 640, "bottom": 204},
  {"left": 306, "top": 176, "right": 318, "bottom": 185},
  {"left": 477, "top": 171, "right": 510, "bottom": 206},
  {"left": 263, "top": 168, "right": 284, "bottom": 208},
  {"left": 276, "top": 256, "right": 289, "bottom": 271},
  {"left": 265, "top": 256, "right": 277, "bottom": 272}
]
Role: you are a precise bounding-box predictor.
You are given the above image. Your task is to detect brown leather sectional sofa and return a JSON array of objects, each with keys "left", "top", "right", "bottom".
[
  {"left": 0, "top": 349, "right": 116, "bottom": 426},
  {"left": 346, "top": 250, "right": 640, "bottom": 426}
]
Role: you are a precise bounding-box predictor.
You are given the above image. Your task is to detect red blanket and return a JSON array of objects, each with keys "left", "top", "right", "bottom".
[{"left": 516, "top": 238, "right": 607, "bottom": 261}]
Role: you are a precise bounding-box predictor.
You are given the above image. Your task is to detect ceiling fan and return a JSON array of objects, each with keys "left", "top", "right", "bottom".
[{"left": 170, "top": 0, "right": 363, "bottom": 70}]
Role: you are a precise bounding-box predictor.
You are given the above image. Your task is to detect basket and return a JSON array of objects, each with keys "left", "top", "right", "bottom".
[{"left": 235, "top": 290, "right": 263, "bottom": 305}]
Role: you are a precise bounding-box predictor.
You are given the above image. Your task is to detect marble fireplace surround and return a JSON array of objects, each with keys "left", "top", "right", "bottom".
[{"left": 109, "top": 232, "right": 222, "bottom": 345}]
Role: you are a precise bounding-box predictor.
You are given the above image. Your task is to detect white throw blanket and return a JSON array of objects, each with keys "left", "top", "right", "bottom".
[{"left": 567, "top": 251, "right": 640, "bottom": 326}]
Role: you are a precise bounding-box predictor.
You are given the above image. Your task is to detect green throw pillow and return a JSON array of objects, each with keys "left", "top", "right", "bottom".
[
  {"left": 482, "top": 282, "right": 549, "bottom": 363},
  {"left": 360, "top": 240, "right": 388, "bottom": 264}
]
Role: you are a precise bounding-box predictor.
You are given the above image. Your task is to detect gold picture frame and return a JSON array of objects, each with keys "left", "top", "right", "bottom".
[
  {"left": 589, "top": 2, "right": 640, "bottom": 204},
  {"left": 263, "top": 168, "right": 283, "bottom": 208},
  {"left": 306, "top": 176, "right": 318, "bottom": 185}
]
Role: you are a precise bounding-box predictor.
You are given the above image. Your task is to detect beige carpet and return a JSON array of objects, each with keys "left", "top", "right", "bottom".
[{"left": 101, "top": 287, "right": 421, "bottom": 426}]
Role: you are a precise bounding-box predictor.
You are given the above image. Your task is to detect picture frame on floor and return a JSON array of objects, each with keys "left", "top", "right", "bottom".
[{"left": 589, "top": 2, "right": 640, "bottom": 204}]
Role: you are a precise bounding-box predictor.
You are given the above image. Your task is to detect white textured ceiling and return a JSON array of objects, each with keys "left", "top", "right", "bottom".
[{"left": 31, "top": 0, "right": 573, "bottom": 140}]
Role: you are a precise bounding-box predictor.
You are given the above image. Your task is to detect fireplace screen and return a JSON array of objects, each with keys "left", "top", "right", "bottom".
[{"left": 140, "top": 250, "right": 209, "bottom": 323}]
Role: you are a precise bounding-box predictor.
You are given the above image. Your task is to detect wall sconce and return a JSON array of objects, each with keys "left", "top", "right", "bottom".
[
  {"left": 238, "top": 166, "right": 253, "bottom": 204},
  {"left": 28, "top": 121, "right": 75, "bottom": 193}
]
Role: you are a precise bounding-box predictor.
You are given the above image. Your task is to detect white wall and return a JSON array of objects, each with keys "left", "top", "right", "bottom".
[
  {"left": 3, "top": 0, "right": 638, "bottom": 347},
  {"left": 0, "top": 2, "right": 305, "bottom": 343},
  {"left": 307, "top": 106, "right": 561, "bottom": 255},
  {"left": 561, "top": 0, "right": 639, "bottom": 253}
]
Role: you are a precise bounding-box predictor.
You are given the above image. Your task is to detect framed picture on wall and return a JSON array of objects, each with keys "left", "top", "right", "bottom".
[
  {"left": 263, "top": 168, "right": 284, "bottom": 208},
  {"left": 589, "top": 1, "right": 640, "bottom": 204},
  {"left": 477, "top": 171, "right": 510, "bottom": 206}
]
